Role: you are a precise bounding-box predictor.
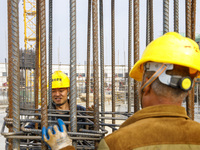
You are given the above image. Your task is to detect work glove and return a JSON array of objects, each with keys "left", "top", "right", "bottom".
[{"left": 42, "top": 119, "right": 75, "bottom": 150}]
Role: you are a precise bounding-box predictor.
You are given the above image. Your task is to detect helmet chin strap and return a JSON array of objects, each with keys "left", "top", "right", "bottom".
[
  {"left": 141, "top": 63, "right": 168, "bottom": 91},
  {"left": 142, "top": 62, "right": 193, "bottom": 91}
]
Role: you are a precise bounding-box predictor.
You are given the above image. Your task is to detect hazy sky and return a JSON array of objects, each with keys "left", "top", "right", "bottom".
[{"left": 1, "top": 0, "right": 200, "bottom": 65}]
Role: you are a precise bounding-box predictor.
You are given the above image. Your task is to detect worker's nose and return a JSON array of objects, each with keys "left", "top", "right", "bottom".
[{"left": 55, "top": 91, "right": 60, "bottom": 96}]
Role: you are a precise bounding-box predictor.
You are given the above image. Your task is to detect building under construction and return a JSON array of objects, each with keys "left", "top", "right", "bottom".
[{"left": 1, "top": 0, "right": 200, "bottom": 150}]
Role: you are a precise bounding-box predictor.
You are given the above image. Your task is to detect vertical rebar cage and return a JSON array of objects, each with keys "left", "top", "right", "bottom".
[{"left": 1, "top": 1, "right": 200, "bottom": 149}]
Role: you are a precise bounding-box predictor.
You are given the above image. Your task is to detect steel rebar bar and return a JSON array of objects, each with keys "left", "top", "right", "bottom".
[
  {"left": 134, "top": 0, "right": 140, "bottom": 112},
  {"left": 39, "top": 0, "right": 48, "bottom": 149},
  {"left": 7, "top": 0, "right": 13, "bottom": 149},
  {"left": 174, "top": 0, "right": 179, "bottom": 32},
  {"left": 185, "top": 0, "right": 193, "bottom": 120},
  {"left": 92, "top": 0, "right": 100, "bottom": 148},
  {"left": 111, "top": 0, "right": 116, "bottom": 130},
  {"left": 100, "top": 0, "right": 105, "bottom": 124},
  {"left": 70, "top": 0, "right": 77, "bottom": 148},
  {"left": 11, "top": 0, "right": 20, "bottom": 149},
  {"left": 128, "top": 0, "right": 133, "bottom": 113},
  {"left": 163, "top": 0, "right": 169, "bottom": 34},
  {"left": 35, "top": 0, "right": 40, "bottom": 130},
  {"left": 86, "top": 0, "right": 92, "bottom": 109},
  {"left": 48, "top": 0, "right": 53, "bottom": 113}
]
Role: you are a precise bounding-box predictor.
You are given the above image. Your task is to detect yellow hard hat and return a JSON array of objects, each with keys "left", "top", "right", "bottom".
[
  {"left": 129, "top": 32, "right": 200, "bottom": 81},
  {"left": 52, "top": 71, "right": 70, "bottom": 88}
]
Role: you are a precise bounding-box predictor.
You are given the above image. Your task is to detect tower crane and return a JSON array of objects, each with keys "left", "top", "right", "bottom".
[
  {"left": 23, "top": 0, "right": 36, "bottom": 50},
  {"left": 23, "top": 0, "right": 37, "bottom": 103}
]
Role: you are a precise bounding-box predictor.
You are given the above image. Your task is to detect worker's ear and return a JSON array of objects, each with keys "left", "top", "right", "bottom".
[
  {"left": 67, "top": 88, "right": 70, "bottom": 97},
  {"left": 67, "top": 87, "right": 70, "bottom": 93}
]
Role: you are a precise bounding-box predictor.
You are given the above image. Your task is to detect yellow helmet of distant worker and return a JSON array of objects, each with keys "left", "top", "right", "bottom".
[
  {"left": 129, "top": 32, "right": 200, "bottom": 81},
  {"left": 52, "top": 71, "right": 70, "bottom": 89}
]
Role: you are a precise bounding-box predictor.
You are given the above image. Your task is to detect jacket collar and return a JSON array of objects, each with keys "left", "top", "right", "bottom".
[{"left": 120, "top": 105, "right": 189, "bottom": 128}]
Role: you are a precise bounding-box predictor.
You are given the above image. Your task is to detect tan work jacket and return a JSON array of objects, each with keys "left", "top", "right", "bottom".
[{"left": 98, "top": 105, "right": 200, "bottom": 150}]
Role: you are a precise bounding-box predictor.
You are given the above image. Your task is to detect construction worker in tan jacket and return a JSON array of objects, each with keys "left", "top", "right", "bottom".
[{"left": 42, "top": 32, "right": 200, "bottom": 150}]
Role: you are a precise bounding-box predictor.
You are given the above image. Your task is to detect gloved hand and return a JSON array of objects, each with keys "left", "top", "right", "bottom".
[{"left": 42, "top": 119, "right": 75, "bottom": 150}]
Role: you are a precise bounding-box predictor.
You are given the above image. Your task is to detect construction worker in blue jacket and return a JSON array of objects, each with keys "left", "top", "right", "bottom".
[
  {"left": 49, "top": 70, "right": 87, "bottom": 131},
  {"left": 26, "top": 71, "right": 87, "bottom": 131},
  {"left": 42, "top": 32, "right": 200, "bottom": 150}
]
